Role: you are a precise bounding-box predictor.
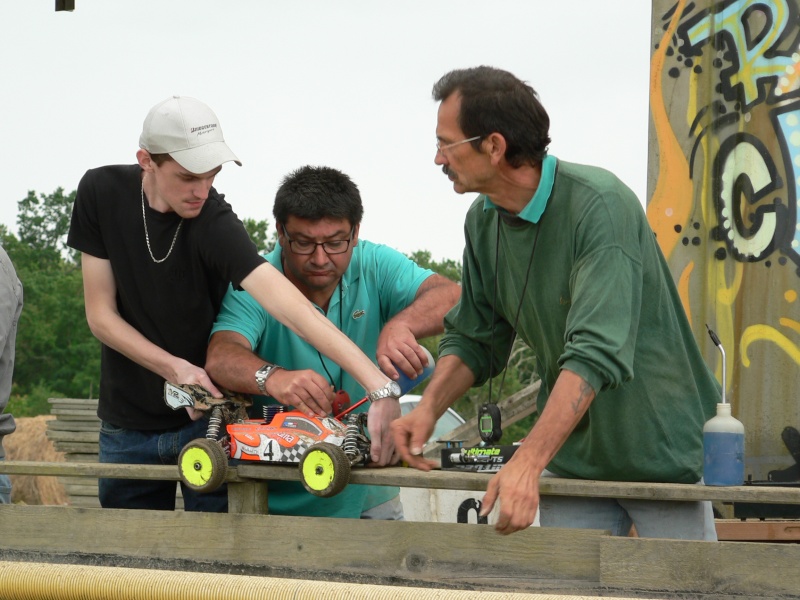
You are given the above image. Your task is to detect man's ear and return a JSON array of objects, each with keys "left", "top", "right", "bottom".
[
  {"left": 275, "top": 222, "right": 287, "bottom": 247},
  {"left": 351, "top": 223, "right": 361, "bottom": 247},
  {"left": 136, "top": 149, "right": 154, "bottom": 172},
  {"left": 484, "top": 133, "right": 507, "bottom": 166}
]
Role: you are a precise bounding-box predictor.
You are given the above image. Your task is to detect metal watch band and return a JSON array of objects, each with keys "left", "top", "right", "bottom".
[
  {"left": 255, "top": 363, "right": 283, "bottom": 395},
  {"left": 367, "top": 380, "right": 402, "bottom": 403}
]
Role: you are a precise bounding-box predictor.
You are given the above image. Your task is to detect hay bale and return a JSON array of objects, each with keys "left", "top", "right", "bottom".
[{"left": 4, "top": 415, "right": 68, "bottom": 505}]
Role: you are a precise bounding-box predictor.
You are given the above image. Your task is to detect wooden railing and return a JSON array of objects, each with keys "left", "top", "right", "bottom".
[
  {"left": 2, "top": 458, "right": 800, "bottom": 598},
  {"left": 3, "top": 459, "right": 800, "bottom": 512}
]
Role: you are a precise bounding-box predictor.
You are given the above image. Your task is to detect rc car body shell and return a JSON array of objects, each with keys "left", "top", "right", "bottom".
[{"left": 227, "top": 412, "right": 349, "bottom": 465}]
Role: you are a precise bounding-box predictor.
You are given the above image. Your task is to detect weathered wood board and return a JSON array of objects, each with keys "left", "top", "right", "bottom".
[
  {"left": 0, "top": 504, "right": 605, "bottom": 595},
  {"left": 601, "top": 536, "right": 800, "bottom": 598}
]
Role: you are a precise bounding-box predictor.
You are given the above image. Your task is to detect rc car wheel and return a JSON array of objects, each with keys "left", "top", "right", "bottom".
[
  {"left": 299, "top": 442, "right": 351, "bottom": 498},
  {"left": 178, "top": 438, "right": 228, "bottom": 493}
]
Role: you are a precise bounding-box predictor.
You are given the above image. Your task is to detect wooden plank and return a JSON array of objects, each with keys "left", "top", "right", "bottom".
[
  {"left": 0, "top": 461, "right": 185, "bottom": 481},
  {"left": 48, "top": 398, "right": 99, "bottom": 406},
  {"left": 536, "top": 477, "right": 800, "bottom": 505},
  {"left": 715, "top": 519, "right": 800, "bottom": 541},
  {"left": 68, "top": 495, "right": 101, "bottom": 508},
  {"left": 227, "top": 480, "right": 268, "bottom": 515},
  {"left": 48, "top": 416, "right": 99, "bottom": 425},
  {"left": 49, "top": 411, "right": 99, "bottom": 421},
  {"left": 61, "top": 483, "right": 99, "bottom": 497},
  {"left": 46, "top": 421, "right": 103, "bottom": 432},
  {"left": 57, "top": 476, "right": 97, "bottom": 487},
  {"left": 5, "top": 461, "right": 800, "bottom": 505},
  {"left": 601, "top": 536, "right": 800, "bottom": 597},
  {"left": 50, "top": 442, "right": 99, "bottom": 454},
  {"left": 64, "top": 454, "right": 98, "bottom": 463},
  {"left": 46, "top": 430, "right": 98, "bottom": 443},
  {"left": 0, "top": 504, "right": 604, "bottom": 592}
]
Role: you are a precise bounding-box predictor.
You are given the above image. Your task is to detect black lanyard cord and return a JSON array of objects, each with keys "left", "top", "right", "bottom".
[
  {"left": 317, "top": 282, "right": 344, "bottom": 391},
  {"left": 487, "top": 213, "right": 541, "bottom": 405}
]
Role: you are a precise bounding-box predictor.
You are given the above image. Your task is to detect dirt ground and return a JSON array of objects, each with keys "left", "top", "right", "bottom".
[{"left": 4, "top": 415, "right": 68, "bottom": 505}]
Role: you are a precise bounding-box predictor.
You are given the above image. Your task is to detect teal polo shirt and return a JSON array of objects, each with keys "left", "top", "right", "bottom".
[{"left": 211, "top": 238, "right": 433, "bottom": 518}]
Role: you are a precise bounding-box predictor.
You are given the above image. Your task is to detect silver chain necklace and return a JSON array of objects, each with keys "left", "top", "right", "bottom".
[{"left": 141, "top": 178, "right": 184, "bottom": 264}]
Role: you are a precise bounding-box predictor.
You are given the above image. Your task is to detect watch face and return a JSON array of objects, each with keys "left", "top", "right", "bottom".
[{"left": 388, "top": 380, "right": 401, "bottom": 397}]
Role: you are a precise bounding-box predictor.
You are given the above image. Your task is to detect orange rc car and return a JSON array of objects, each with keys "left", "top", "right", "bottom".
[{"left": 164, "top": 383, "right": 371, "bottom": 498}]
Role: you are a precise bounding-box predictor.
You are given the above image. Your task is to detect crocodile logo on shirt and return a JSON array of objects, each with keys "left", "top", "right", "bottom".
[{"left": 352, "top": 309, "right": 366, "bottom": 319}]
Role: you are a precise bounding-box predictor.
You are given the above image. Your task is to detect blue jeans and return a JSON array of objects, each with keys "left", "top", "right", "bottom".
[
  {"left": 539, "top": 470, "right": 717, "bottom": 540},
  {"left": 360, "top": 494, "right": 404, "bottom": 520},
  {"left": 99, "top": 418, "right": 227, "bottom": 512}
]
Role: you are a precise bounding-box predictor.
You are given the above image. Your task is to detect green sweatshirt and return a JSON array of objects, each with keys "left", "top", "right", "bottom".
[{"left": 440, "top": 156, "right": 719, "bottom": 483}]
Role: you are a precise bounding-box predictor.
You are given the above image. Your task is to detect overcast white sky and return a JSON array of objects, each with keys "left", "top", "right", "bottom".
[{"left": 3, "top": 1, "right": 652, "bottom": 262}]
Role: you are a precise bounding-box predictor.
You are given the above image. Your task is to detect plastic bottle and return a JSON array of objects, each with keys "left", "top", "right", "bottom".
[
  {"left": 394, "top": 346, "right": 435, "bottom": 395},
  {"left": 703, "top": 402, "right": 745, "bottom": 486},
  {"left": 703, "top": 325, "right": 745, "bottom": 486}
]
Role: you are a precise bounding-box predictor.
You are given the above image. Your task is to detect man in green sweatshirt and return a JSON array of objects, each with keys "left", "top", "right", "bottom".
[{"left": 392, "top": 66, "right": 720, "bottom": 540}]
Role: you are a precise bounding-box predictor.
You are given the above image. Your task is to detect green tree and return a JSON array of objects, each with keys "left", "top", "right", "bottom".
[
  {"left": 243, "top": 218, "right": 277, "bottom": 254},
  {"left": 406, "top": 250, "right": 461, "bottom": 284},
  {"left": 16, "top": 188, "right": 77, "bottom": 263},
  {"left": 4, "top": 190, "right": 100, "bottom": 416}
]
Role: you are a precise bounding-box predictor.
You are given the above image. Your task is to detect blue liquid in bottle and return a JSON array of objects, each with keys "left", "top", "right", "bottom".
[
  {"left": 703, "top": 403, "right": 745, "bottom": 486},
  {"left": 393, "top": 346, "right": 435, "bottom": 395}
]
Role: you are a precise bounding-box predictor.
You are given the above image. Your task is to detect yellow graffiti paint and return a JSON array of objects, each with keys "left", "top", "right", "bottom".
[
  {"left": 741, "top": 324, "right": 800, "bottom": 367},
  {"left": 678, "top": 261, "right": 695, "bottom": 324},
  {"left": 779, "top": 317, "right": 800, "bottom": 334}
]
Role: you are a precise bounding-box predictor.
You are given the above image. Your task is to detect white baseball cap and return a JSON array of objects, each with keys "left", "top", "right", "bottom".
[{"left": 139, "top": 96, "right": 241, "bottom": 173}]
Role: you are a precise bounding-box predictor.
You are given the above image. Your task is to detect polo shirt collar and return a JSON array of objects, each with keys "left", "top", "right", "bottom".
[{"left": 482, "top": 154, "right": 557, "bottom": 224}]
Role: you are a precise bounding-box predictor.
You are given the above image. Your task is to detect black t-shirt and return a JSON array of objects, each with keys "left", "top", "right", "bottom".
[{"left": 67, "top": 164, "right": 265, "bottom": 430}]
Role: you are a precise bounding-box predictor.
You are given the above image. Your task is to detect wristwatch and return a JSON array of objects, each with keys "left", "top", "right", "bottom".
[
  {"left": 367, "top": 379, "right": 402, "bottom": 402},
  {"left": 255, "top": 363, "right": 283, "bottom": 395}
]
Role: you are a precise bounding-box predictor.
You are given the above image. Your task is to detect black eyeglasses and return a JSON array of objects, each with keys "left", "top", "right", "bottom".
[{"left": 284, "top": 226, "right": 355, "bottom": 255}]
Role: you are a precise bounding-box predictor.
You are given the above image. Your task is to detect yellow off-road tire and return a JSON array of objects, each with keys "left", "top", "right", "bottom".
[
  {"left": 178, "top": 438, "right": 228, "bottom": 493},
  {"left": 299, "top": 442, "right": 351, "bottom": 498}
]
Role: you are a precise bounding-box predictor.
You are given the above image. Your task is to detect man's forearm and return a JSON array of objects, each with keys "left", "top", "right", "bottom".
[
  {"left": 417, "top": 354, "right": 475, "bottom": 419},
  {"left": 87, "top": 305, "right": 184, "bottom": 383},
  {"left": 205, "top": 336, "right": 265, "bottom": 395},
  {"left": 387, "top": 274, "right": 460, "bottom": 339},
  {"left": 513, "top": 369, "right": 595, "bottom": 473}
]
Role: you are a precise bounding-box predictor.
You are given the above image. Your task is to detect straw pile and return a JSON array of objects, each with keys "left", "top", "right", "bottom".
[{"left": 4, "top": 415, "right": 68, "bottom": 505}]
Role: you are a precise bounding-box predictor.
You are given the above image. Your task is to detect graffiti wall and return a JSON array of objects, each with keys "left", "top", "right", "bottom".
[{"left": 649, "top": 0, "right": 800, "bottom": 480}]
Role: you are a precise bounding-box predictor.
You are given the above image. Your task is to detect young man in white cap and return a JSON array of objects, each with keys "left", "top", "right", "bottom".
[{"left": 67, "top": 96, "right": 400, "bottom": 511}]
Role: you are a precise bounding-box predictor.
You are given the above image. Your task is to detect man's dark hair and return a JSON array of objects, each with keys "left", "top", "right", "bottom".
[
  {"left": 273, "top": 165, "right": 364, "bottom": 227},
  {"left": 148, "top": 153, "right": 173, "bottom": 166},
  {"left": 432, "top": 66, "right": 551, "bottom": 168}
]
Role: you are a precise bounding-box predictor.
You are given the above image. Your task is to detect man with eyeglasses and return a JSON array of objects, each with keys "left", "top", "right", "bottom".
[
  {"left": 392, "top": 66, "right": 720, "bottom": 540},
  {"left": 67, "top": 97, "right": 404, "bottom": 513},
  {"left": 206, "top": 165, "right": 460, "bottom": 519}
]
